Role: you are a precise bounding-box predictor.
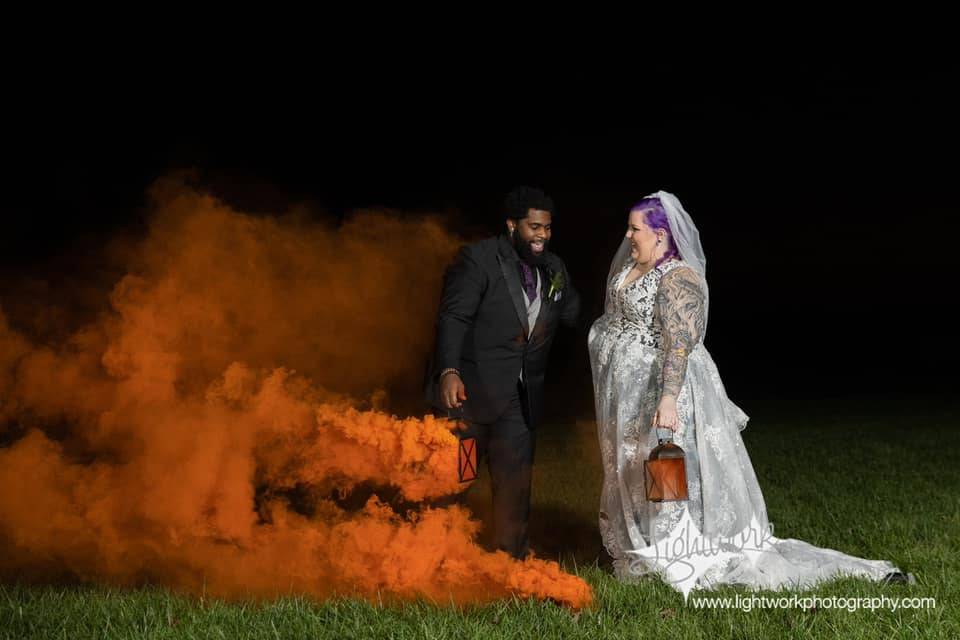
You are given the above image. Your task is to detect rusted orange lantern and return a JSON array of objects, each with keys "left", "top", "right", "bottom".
[{"left": 644, "top": 432, "right": 688, "bottom": 502}]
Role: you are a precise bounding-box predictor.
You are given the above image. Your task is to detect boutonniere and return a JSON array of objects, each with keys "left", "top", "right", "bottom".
[{"left": 546, "top": 269, "right": 565, "bottom": 302}]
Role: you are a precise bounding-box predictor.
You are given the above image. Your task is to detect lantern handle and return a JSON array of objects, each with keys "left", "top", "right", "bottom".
[{"left": 656, "top": 427, "right": 674, "bottom": 445}]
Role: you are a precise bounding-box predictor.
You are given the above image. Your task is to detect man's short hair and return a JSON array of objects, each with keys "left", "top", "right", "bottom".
[{"left": 504, "top": 186, "right": 555, "bottom": 221}]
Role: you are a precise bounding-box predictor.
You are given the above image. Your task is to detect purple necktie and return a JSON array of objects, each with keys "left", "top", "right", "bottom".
[{"left": 518, "top": 261, "right": 538, "bottom": 303}]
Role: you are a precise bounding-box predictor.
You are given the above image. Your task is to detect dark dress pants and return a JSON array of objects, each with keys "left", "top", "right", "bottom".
[{"left": 435, "top": 381, "right": 536, "bottom": 560}]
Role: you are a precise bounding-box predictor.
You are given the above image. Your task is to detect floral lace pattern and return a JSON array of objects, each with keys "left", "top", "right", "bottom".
[{"left": 588, "top": 258, "right": 899, "bottom": 589}]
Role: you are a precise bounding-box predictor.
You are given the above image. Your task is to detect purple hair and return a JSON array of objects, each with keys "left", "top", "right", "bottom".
[{"left": 630, "top": 197, "right": 679, "bottom": 267}]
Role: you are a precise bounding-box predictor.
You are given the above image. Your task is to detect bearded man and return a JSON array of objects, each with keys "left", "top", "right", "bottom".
[{"left": 425, "top": 186, "right": 580, "bottom": 559}]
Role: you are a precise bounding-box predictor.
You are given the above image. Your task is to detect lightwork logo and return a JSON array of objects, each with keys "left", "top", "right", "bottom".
[
  {"left": 691, "top": 594, "right": 936, "bottom": 612},
  {"left": 625, "top": 507, "right": 776, "bottom": 601}
]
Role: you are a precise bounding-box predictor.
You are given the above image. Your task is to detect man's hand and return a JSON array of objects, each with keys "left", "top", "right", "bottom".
[{"left": 441, "top": 372, "right": 467, "bottom": 409}]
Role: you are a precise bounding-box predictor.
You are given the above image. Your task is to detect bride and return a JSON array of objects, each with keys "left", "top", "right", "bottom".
[{"left": 588, "top": 191, "right": 906, "bottom": 590}]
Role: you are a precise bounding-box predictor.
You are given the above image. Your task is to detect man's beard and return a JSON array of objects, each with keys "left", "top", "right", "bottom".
[{"left": 512, "top": 232, "right": 548, "bottom": 266}]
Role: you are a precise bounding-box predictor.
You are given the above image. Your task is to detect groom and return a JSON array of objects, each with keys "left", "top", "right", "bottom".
[{"left": 425, "top": 186, "right": 580, "bottom": 559}]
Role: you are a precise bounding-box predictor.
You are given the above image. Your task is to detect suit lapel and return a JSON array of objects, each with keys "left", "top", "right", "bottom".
[{"left": 497, "top": 236, "right": 530, "bottom": 337}]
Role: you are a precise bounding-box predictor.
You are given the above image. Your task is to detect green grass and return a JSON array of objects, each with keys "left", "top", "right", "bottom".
[{"left": 2, "top": 399, "right": 958, "bottom": 639}]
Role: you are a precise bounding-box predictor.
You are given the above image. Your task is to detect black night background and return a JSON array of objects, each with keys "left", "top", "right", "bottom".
[{"left": 5, "top": 61, "right": 956, "bottom": 419}]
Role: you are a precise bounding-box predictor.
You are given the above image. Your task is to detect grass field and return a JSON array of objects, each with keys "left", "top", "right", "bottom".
[{"left": 2, "top": 397, "right": 958, "bottom": 639}]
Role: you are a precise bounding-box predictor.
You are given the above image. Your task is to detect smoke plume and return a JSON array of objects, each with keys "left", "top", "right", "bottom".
[{"left": 0, "top": 177, "right": 592, "bottom": 609}]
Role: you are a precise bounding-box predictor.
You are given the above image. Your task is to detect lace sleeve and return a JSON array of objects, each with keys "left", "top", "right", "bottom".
[{"left": 656, "top": 266, "right": 706, "bottom": 399}]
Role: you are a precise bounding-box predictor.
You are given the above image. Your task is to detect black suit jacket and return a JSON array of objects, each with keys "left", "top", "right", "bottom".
[{"left": 425, "top": 234, "right": 580, "bottom": 429}]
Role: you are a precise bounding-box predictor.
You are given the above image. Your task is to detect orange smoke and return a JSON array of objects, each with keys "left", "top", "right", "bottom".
[{"left": 0, "top": 177, "right": 592, "bottom": 609}]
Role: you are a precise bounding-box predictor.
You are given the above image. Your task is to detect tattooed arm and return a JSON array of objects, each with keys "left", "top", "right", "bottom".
[{"left": 653, "top": 267, "right": 706, "bottom": 428}]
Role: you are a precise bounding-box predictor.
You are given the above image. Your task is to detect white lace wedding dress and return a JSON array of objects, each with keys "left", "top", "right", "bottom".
[{"left": 588, "top": 257, "right": 900, "bottom": 590}]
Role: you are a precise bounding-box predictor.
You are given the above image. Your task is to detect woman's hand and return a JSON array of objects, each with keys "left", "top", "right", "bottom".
[{"left": 653, "top": 396, "right": 679, "bottom": 432}]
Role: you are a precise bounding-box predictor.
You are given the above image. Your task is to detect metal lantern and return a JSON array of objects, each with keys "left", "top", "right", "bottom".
[
  {"left": 458, "top": 436, "right": 478, "bottom": 483},
  {"left": 644, "top": 433, "right": 688, "bottom": 502}
]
